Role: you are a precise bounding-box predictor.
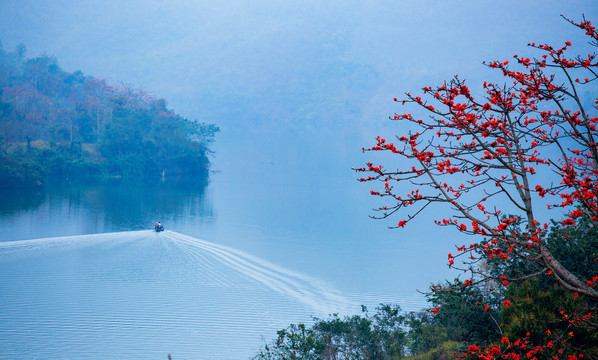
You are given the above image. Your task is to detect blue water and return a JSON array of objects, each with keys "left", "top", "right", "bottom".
[
  {"left": 0, "top": 231, "right": 358, "bottom": 358},
  {"left": 0, "top": 131, "right": 460, "bottom": 359}
]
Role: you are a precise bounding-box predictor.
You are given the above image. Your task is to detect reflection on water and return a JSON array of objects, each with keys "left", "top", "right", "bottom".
[
  {"left": 0, "top": 179, "right": 211, "bottom": 241},
  {"left": 0, "top": 187, "right": 45, "bottom": 216}
]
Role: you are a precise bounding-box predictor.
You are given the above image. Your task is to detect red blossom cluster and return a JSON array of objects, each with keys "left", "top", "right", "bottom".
[
  {"left": 356, "top": 15, "right": 598, "bottom": 303},
  {"left": 357, "top": 16, "right": 598, "bottom": 359},
  {"left": 458, "top": 309, "right": 594, "bottom": 360}
]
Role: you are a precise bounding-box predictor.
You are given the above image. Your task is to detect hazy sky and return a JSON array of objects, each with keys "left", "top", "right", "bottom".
[{"left": 1, "top": 0, "right": 597, "bottom": 135}]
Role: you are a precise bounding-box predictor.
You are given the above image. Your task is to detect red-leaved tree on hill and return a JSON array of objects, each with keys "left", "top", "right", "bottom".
[{"left": 357, "top": 15, "right": 597, "bottom": 359}]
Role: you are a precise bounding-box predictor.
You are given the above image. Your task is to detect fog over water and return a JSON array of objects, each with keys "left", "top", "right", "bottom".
[{"left": 1, "top": 1, "right": 597, "bottom": 359}]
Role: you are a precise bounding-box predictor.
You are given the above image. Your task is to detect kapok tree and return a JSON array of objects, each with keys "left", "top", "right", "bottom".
[{"left": 356, "top": 15, "right": 597, "bottom": 358}]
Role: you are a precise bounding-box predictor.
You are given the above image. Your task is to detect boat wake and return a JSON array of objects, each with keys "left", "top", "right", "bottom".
[
  {"left": 0, "top": 230, "right": 357, "bottom": 316},
  {"left": 162, "top": 230, "right": 357, "bottom": 315}
]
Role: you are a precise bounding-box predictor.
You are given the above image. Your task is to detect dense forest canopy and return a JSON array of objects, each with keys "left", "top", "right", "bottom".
[{"left": 0, "top": 42, "right": 218, "bottom": 188}]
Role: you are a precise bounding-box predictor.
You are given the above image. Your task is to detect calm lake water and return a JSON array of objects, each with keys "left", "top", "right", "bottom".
[{"left": 0, "top": 130, "right": 458, "bottom": 359}]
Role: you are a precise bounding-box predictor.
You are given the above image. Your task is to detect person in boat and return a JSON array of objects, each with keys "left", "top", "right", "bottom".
[{"left": 155, "top": 222, "right": 163, "bottom": 231}]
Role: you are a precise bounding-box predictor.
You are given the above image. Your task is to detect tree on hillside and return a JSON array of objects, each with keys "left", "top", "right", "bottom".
[
  {"left": 82, "top": 78, "right": 113, "bottom": 139},
  {"left": 356, "top": 15, "right": 597, "bottom": 359},
  {"left": 0, "top": 44, "right": 219, "bottom": 186}
]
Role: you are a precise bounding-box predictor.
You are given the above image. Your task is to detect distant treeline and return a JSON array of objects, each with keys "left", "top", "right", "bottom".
[{"left": 0, "top": 42, "right": 218, "bottom": 188}]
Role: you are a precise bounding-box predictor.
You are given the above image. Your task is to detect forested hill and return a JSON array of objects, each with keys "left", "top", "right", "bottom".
[{"left": 0, "top": 43, "right": 218, "bottom": 188}]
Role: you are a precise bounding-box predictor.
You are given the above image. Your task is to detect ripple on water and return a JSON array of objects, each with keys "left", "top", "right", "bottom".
[{"left": 0, "top": 230, "right": 422, "bottom": 359}]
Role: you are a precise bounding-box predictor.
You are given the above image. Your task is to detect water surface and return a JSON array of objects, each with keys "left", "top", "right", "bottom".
[{"left": 0, "top": 130, "right": 459, "bottom": 359}]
